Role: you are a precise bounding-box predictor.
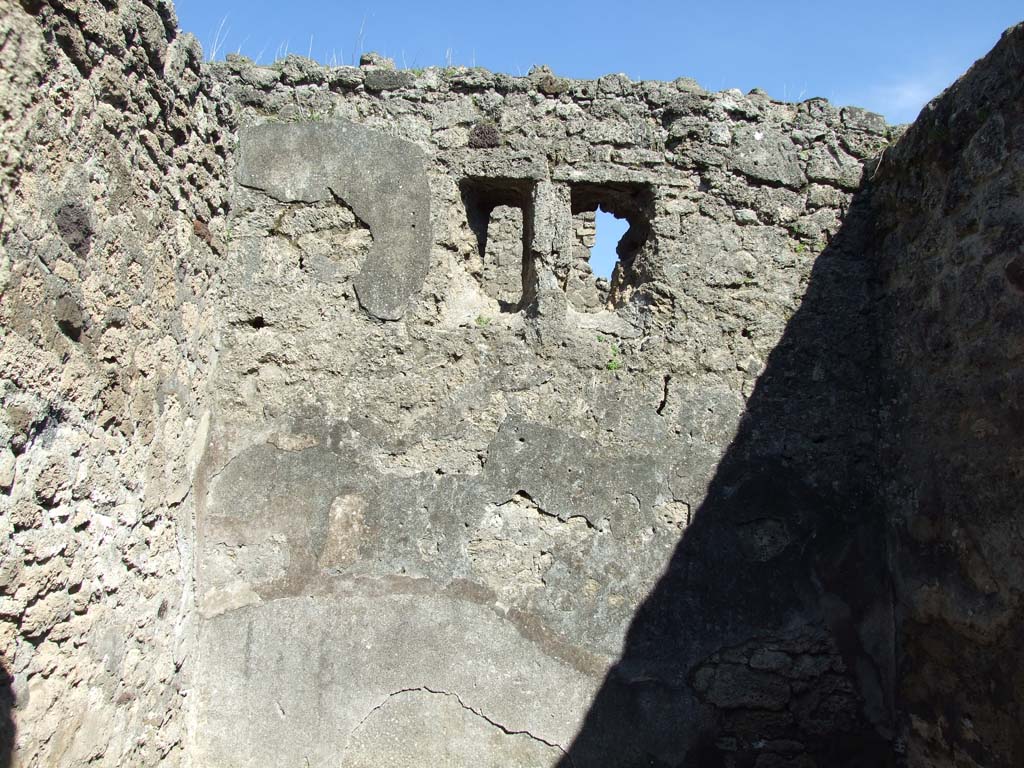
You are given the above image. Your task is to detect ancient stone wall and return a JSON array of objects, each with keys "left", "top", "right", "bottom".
[
  {"left": 192, "top": 53, "right": 896, "bottom": 766},
  {"left": 1, "top": 2, "right": 1022, "bottom": 766},
  {"left": 873, "top": 23, "right": 1024, "bottom": 768},
  {"left": 0, "top": 0, "right": 231, "bottom": 764}
]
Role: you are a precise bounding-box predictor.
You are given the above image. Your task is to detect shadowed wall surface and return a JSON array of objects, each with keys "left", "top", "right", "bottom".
[{"left": 873, "top": 24, "right": 1024, "bottom": 768}]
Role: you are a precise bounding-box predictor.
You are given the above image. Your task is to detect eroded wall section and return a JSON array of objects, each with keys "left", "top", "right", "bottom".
[{"left": 10, "top": 6, "right": 1020, "bottom": 767}]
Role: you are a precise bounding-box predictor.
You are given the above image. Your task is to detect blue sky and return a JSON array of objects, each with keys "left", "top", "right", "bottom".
[
  {"left": 176, "top": 1, "right": 1021, "bottom": 124},
  {"left": 174, "top": 1, "right": 1020, "bottom": 278}
]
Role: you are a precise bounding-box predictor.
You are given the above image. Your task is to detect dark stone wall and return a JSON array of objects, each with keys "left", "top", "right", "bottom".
[{"left": 873, "top": 22, "right": 1024, "bottom": 768}]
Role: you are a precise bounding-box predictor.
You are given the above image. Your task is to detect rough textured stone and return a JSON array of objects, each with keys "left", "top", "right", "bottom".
[
  {"left": 235, "top": 121, "right": 432, "bottom": 320},
  {"left": 2, "top": 5, "right": 1022, "bottom": 768},
  {"left": 873, "top": 22, "right": 1024, "bottom": 768},
  {"left": 363, "top": 68, "right": 414, "bottom": 92},
  {"left": 199, "top": 40, "right": 898, "bottom": 768},
  {"left": 469, "top": 120, "right": 503, "bottom": 148},
  {"left": 0, "top": 0, "right": 232, "bottom": 765}
]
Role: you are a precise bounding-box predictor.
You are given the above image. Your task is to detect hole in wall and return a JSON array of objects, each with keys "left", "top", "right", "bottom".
[
  {"left": 54, "top": 295, "right": 85, "bottom": 343},
  {"left": 569, "top": 182, "right": 654, "bottom": 312},
  {"left": 54, "top": 200, "right": 93, "bottom": 258},
  {"left": 1006, "top": 255, "right": 1024, "bottom": 293},
  {"left": 460, "top": 177, "right": 536, "bottom": 312},
  {"left": 591, "top": 209, "right": 630, "bottom": 281},
  {"left": 56, "top": 319, "right": 82, "bottom": 343}
]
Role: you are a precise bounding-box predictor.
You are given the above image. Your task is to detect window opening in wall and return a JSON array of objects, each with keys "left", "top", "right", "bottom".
[
  {"left": 460, "top": 177, "right": 535, "bottom": 312},
  {"left": 569, "top": 182, "right": 653, "bottom": 312},
  {"left": 591, "top": 209, "right": 630, "bottom": 280}
]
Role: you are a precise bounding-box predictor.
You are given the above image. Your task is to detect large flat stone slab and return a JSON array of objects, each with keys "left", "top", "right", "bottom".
[
  {"left": 194, "top": 592, "right": 598, "bottom": 767},
  {"left": 236, "top": 121, "right": 432, "bottom": 320}
]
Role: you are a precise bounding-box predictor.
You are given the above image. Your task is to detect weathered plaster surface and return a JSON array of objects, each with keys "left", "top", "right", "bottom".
[{"left": 194, "top": 50, "right": 894, "bottom": 767}]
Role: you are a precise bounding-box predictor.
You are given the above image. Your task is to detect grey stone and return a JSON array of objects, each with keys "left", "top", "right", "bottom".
[
  {"left": 195, "top": 594, "right": 596, "bottom": 766},
  {"left": 5, "top": 2, "right": 1024, "bottom": 767},
  {"left": 702, "top": 663, "right": 792, "bottom": 710},
  {"left": 735, "top": 208, "right": 759, "bottom": 225},
  {"left": 730, "top": 125, "right": 807, "bottom": 188},
  {"left": 0, "top": 1, "right": 234, "bottom": 764},
  {"left": 446, "top": 67, "right": 498, "bottom": 92},
  {"left": 0, "top": 448, "right": 15, "bottom": 491},
  {"left": 841, "top": 106, "right": 887, "bottom": 135},
  {"left": 328, "top": 66, "right": 364, "bottom": 90},
  {"left": 873, "top": 22, "right": 1024, "bottom": 766},
  {"left": 359, "top": 51, "right": 395, "bottom": 69},
  {"left": 235, "top": 120, "right": 432, "bottom": 320},
  {"left": 674, "top": 76, "right": 705, "bottom": 93},
  {"left": 277, "top": 54, "right": 325, "bottom": 86},
  {"left": 468, "top": 120, "right": 502, "bottom": 148},
  {"left": 342, "top": 689, "right": 563, "bottom": 766},
  {"left": 239, "top": 65, "right": 281, "bottom": 89},
  {"left": 750, "top": 648, "right": 792, "bottom": 672},
  {"left": 537, "top": 73, "right": 569, "bottom": 96},
  {"left": 363, "top": 68, "right": 413, "bottom": 92}
]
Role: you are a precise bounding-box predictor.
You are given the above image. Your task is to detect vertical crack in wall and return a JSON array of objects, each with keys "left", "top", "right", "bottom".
[{"left": 656, "top": 374, "right": 672, "bottom": 416}]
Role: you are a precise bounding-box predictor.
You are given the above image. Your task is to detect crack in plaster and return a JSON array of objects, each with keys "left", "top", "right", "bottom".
[
  {"left": 508, "top": 489, "right": 598, "bottom": 531},
  {"left": 346, "top": 685, "right": 574, "bottom": 765}
]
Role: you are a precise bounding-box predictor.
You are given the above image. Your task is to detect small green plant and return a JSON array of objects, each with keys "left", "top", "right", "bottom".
[
  {"left": 474, "top": 314, "right": 492, "bottom": 327},
  {"left": 605, "top": 342, "right": 622, "bottom": 371},
  {"left": 795, "top": 242, "right": 806, "bottom": 254}
]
